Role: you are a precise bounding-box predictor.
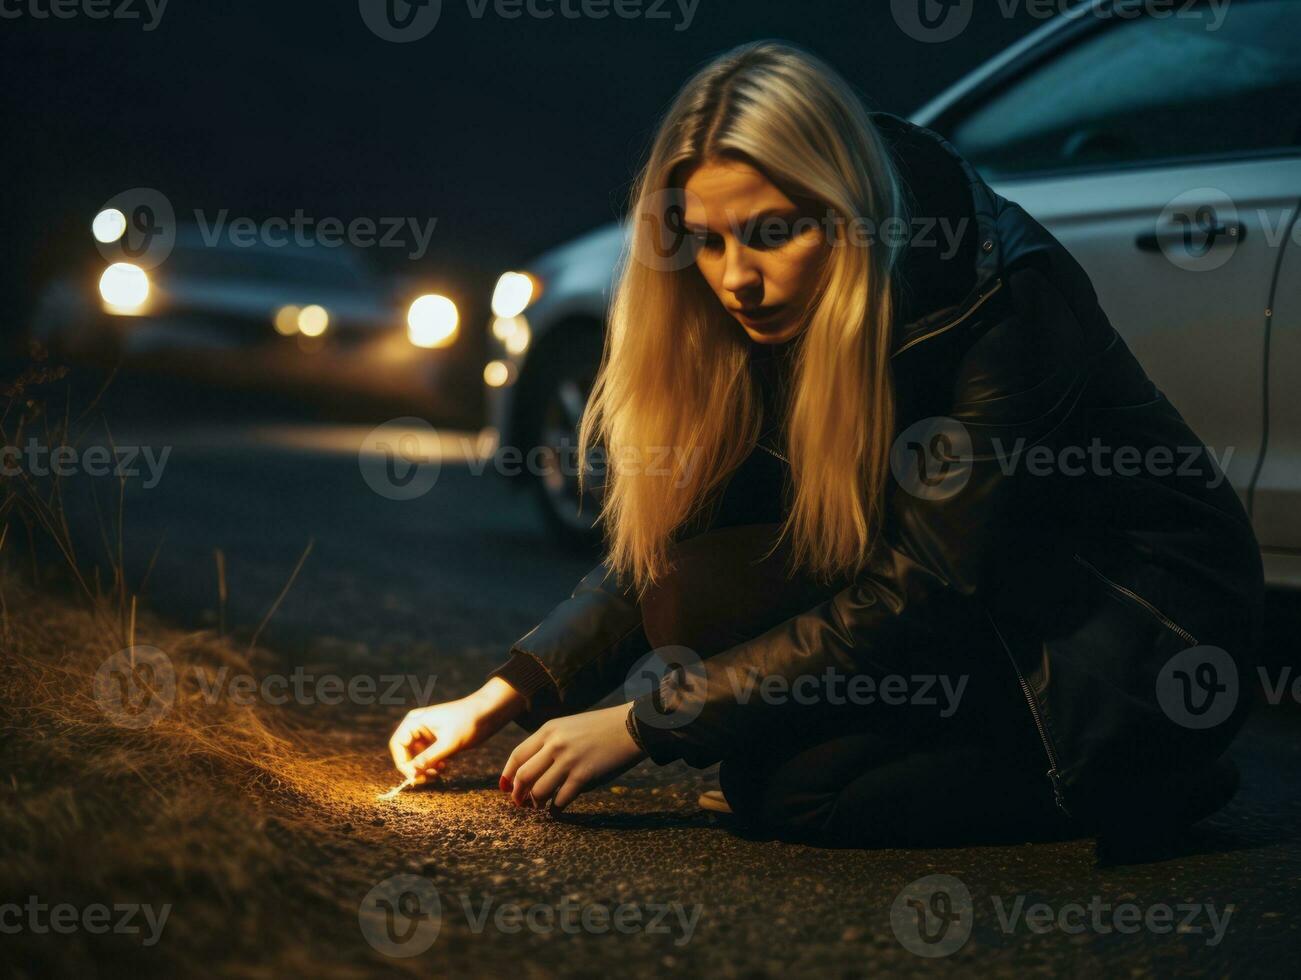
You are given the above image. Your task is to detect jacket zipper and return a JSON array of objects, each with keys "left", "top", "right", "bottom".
[
  {"left": 893, "top": 277, "right": 1006, "bottom": 357},
  {"left": 1073, "top": 554, "right": 1199, "bottom": 646},
  {"left": 759, "top": 273, "right": 1075, "bottom": 810},
  {"left": 984, "top": 610, "right": 1071, "bottom": 817}
]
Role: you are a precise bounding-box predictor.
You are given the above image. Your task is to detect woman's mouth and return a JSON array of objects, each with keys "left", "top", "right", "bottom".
[{"left": 736, "top": 305, "right": 784, "bottom": 325}]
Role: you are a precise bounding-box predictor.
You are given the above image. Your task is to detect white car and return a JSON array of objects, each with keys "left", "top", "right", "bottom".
[{"left": 483, "top": 0, "right": 1301, "bottom": 587}]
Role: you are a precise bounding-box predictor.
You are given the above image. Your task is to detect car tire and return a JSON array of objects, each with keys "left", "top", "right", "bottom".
[{"left": 524, "top": 330, "right": 606, "bottom": 552}]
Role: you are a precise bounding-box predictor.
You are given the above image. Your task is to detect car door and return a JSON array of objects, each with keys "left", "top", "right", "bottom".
[
  {"left": 1251, "top": 221, "right": 1301, "bottom": 584},
  {"left": 926, "top": 0, "right": 1301, "bottom": 544}
]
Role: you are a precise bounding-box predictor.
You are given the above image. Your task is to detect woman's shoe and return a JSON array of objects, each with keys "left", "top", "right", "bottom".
[{"left": 697, "top": 789, "right": 733, "bottom": 815}]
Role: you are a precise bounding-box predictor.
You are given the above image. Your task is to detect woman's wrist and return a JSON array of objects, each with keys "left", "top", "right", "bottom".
[
  {"left": 624, "top": 702, "right": 649, "bottom": 756},
  {"left": 470, "top": 676, "right": 527, "bottom": 730}
]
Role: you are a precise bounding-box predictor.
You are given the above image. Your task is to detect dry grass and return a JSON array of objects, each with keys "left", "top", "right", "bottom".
[
  {"left": 0, "top": 361, "right": 437, "bottom": 976},
  {"left": 0, "top": 580, "right": 438, "bottom": 978}
]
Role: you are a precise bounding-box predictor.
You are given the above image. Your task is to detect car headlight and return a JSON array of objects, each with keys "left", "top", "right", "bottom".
[
  {"left": 297, "top": 304, "right": 330, "bottom": 337},
  {"left": 98, "top": 263, "right": 150, "bottom": 314},
  {"left": 491, "top": 271, "right": 538, "bottom": 318},
  {"left": 274, "top": 305, "right": 301, "bottom": 335},
  {"left": 491, "top": 314, "right": 530, "bottom": 354},
  {"left": 407, "top": 294, "right": 459, "bottom": 348},
  {"left": 92, "top": 208, "right": 127, "bottom": 244}
]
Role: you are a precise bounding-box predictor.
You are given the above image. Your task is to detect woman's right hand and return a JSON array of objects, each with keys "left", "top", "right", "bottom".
[{"left": 389, "top": 677, "right": 525, "bottom": 782}]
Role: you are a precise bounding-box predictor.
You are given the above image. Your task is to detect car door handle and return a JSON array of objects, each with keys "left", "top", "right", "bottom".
[{"left": 1136, "top": 217, "right": 1246, "bottom": 253}]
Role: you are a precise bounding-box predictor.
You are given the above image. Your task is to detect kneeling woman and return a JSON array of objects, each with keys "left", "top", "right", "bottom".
[{"left": 390, "top": 41, "right": 1264, "bottom": 847}]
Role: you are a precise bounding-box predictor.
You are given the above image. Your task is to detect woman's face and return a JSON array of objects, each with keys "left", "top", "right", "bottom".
[{"left": 682, "top": 157, "right": 831, "bottom": 344}]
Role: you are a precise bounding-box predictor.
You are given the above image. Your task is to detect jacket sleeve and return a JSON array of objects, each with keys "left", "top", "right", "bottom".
[
  {"left": 630, "top": 263, "right": 1098, "bottom": 767},
  {"left": 487, "top": 558, "right": 652, "bottom": 731}
]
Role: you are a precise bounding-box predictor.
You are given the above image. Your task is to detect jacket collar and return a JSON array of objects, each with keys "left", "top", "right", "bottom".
[{"left": 869, "top": 111, "right": 1013, "bottom": 357}]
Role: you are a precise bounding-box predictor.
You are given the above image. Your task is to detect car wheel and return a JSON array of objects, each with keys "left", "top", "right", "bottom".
[{"left": 529, "top": 333, "right": 604, "bottom": 551}]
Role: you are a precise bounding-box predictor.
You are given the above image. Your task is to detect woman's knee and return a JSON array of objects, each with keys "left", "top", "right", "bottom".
[{"left": 718, "top": 755, "right": 840, "bottom": 838}]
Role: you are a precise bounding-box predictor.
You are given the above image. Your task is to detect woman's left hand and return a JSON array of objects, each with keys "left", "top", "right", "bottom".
[{"left": 501, "top": 703, "right": 647, "bottom": 812}]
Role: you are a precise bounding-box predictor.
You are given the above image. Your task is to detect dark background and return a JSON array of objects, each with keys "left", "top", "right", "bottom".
[{"left": 1, "top": 0, "right": 1049, "bottom": 350}]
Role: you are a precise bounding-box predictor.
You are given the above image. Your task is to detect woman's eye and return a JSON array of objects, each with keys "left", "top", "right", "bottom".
[
  {"left": 747, "top": 226, "right": 792, "bottom": 249},
  {"left": 692, "top": 233, "right": 722, "bottom": 252}
]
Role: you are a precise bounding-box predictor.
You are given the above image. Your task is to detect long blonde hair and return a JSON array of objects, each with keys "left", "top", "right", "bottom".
[{"left": 578, "top": 40, "right": 910, "bottom": 593}]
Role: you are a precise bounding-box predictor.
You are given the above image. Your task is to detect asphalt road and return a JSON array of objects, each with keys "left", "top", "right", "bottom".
[{"left": 44, "top": 416, "right": 1301, "bottom": 977}]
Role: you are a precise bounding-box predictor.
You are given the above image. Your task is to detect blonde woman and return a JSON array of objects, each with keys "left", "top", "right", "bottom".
[{"left": 391, "top": 41, "right": 1263, "bottom": 847}]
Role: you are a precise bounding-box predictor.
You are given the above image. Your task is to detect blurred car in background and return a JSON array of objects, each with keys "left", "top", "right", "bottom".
[
  {"left": 483, "top": 0, "right": 1301, "bottom": 584},
  {"left": 31, "top": 222, "right": 465, "bottom": 420}
]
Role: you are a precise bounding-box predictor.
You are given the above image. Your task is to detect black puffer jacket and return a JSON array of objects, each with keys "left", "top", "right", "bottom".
[{"left": 488, "top": 112, "right": 1265, "bottom": 830}]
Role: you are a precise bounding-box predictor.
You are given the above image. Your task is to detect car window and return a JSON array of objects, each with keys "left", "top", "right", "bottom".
[{"left": 948, "top": 0, "right": 1301, "bottom": 178}]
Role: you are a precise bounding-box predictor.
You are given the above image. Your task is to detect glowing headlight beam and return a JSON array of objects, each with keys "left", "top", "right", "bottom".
[
  {"left": 98, "top": 263, "right": 150, "bottom": 312},
  {"left": 407, "top": 294, "right": 459, "bottom": 348},
  {"left": 92, "top": 208, "right": 127, "bottom": 244},
  {"left": 274, "top": 305, "right": 301, "bottom": 335},
  {"left": 297, "top": 304, "right": 330, "bottom": 337},
  {"left": 491, "top": 271, "right": 536, "bottom": 319}
]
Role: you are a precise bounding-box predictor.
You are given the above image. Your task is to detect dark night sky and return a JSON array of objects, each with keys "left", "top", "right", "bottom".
[{"left": 1, "top": 0, "right": 1048, "bottom": 338}]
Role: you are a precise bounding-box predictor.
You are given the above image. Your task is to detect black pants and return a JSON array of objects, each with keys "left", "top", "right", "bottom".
[{"left": 639, "top": 523, "right": 1077, "bottom": 848}]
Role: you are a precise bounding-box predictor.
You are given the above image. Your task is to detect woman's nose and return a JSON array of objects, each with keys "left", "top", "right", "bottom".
[{"left": 721, "top": 242, "right": 761, "bottom": 296}]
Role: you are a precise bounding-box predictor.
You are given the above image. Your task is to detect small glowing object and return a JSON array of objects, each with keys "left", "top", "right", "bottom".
[
  {"left": 93, "top": 208, "right": 127, "bottom": 244},
  {"left": 491, "top": 271, "right": 536, "bottom": 318},
  {"left": 504, "top": 320, "right": 530, "bottom": 355},
  {"left": 99, "top": 262, "right": 150, "bottom": 312},
  {"left": 297, "top": 304, "right": 329, "bottom": 337},
  {"left": 483, "top": 360, "right": 510, "bottom": 387},
  {"left": 407, "top": 294, "right": 459, "bottom": 349},
  {"left": 492, "top": 315, "right": 531, "bottom": 354},
  {"left": 378, "top": 775, "right": 417, "bottom": 801},
  {"left": 491, "top": 315, "right": 519, "bottom": 341},
  {"left": 273, "top": 305, "right": 301, "bottom": 335}
]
